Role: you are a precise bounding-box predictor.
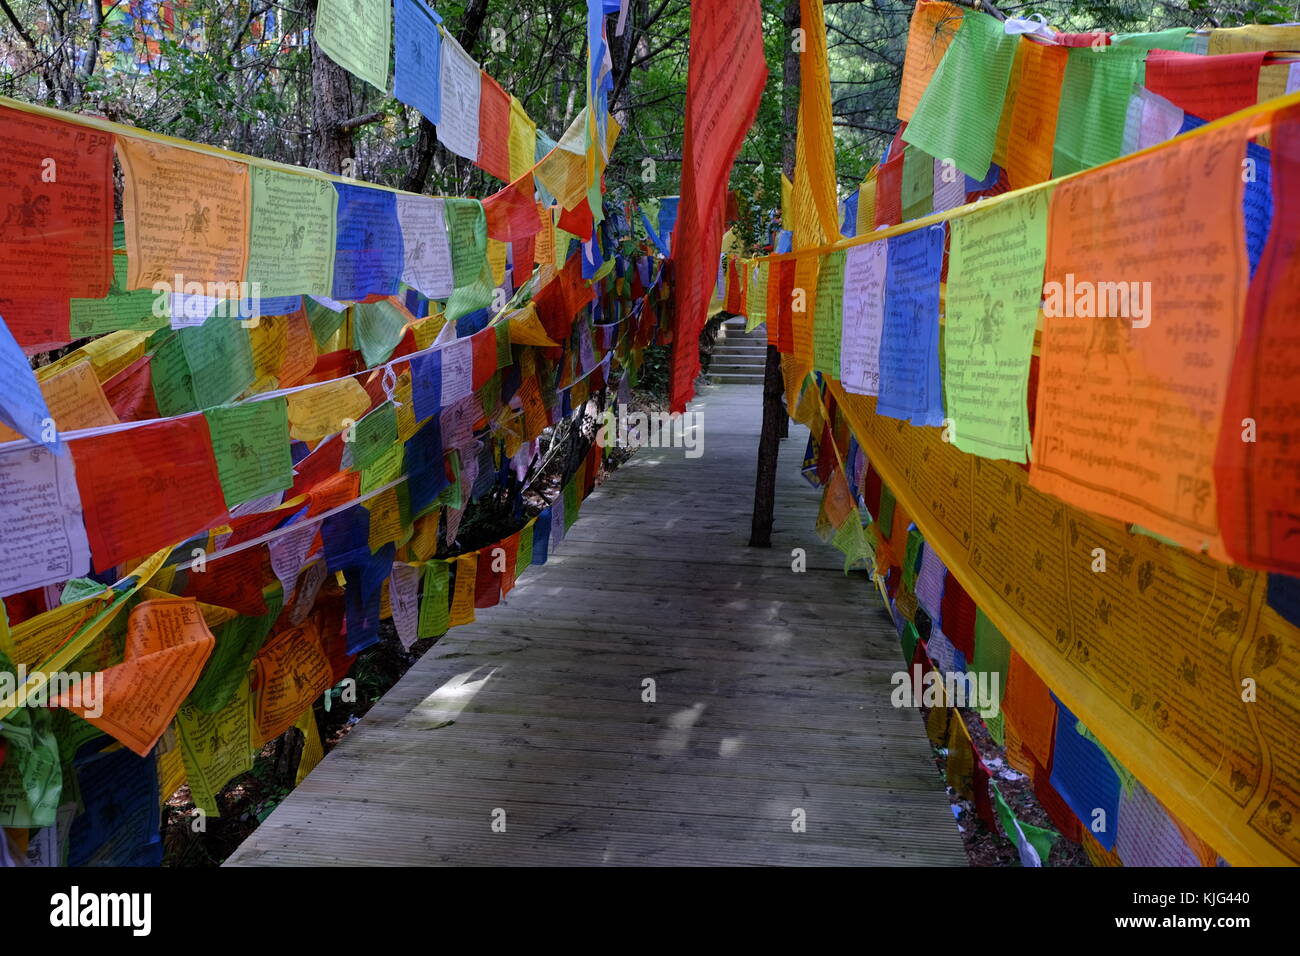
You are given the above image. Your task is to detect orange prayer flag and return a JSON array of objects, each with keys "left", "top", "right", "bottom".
[
  {"left": 822, "top": 469, "right": 856, "bottom": 529},
  {"left": 117, "top": 135, "right": 250, "bottom": 290},
  {"left": 252, "top": 617, "right": 335, "bottom": 744},
  {"left": 517, "top": 375, "right": 550, "bottom": 440},
  {"left": 72, "top": 416, "right": 230, "bottom": 573},
  {"left": 533, "top": 202, "right": 556, "bottom": 266},
  {"left": 790, "top": 253, "right": 819, "bottom": 369},
  {"left": 56, "top": 597, "right": 216, "bottom": 756},
  {"left": 1002, "top": 650, "right": 1056, "bottom": 768},
  {"left": 1030, "top": 120, "right": 1250, "bottom": 554},
  {"left": 793, "top": 0, "right": 840, "bottom": 248},
  {"left": 992, "top": 38, "right": 1027, "bottom": 171},
  {"left": 1005, "top": 39, "right": 1068, "bottom": 190},
  {"left": 0, "top": 360, "right": 118, "bottom": 443},
  {"left": 277, "top": 304, "right": 318, "bottom": 387},
  {"left": 897, "top": 1, "right": 964, "bottom": 122}
]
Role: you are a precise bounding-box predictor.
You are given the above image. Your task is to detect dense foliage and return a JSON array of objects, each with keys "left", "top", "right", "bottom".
[{"left": 0, "top": 0, "right": 1294, "bottom": 233}]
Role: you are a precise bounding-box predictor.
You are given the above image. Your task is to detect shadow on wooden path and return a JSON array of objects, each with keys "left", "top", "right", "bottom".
[{"left": 227, "top": 382, "right": 967, "bottom": 866}]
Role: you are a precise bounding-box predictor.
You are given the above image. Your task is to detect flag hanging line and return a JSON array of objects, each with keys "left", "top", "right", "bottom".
[{"left": 753, "top": 86, "right": 1300, "bottom": 266}]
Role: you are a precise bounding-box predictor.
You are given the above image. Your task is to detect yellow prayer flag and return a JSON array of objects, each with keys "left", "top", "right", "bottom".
[
  {"left": 449, "top": 553, "right": 477, "bottom": 626},
  {"left": 487, "top": 238, "right": 508, "bottom": 287},
  {"left": 286, "top": 378, "right": 371, "bottom": 441},
  {"left": 507, "top": 303, "right": 559, "bottom": 346},
  {"left": 508, "top": 96, "right": 538, "bottom": 183}
]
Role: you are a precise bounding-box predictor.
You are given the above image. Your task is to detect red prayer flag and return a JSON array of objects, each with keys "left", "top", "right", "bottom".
[
  {"left": 72, "top": 416, "right": 229, "bottom": 572},
  {"left": 474, "top": 548, "right": 501, "bottom": 608},
  {"left": 0, "top": 106, "right": 114, "bottom": 350},
  {"left": 668, "top": 0, "right": 768, "bottom": 412},
  {"left": 1145, "top": 49, "right": 1267, "bottom": 122},
  {"left": 182, "top": 545, "right": 270, "bottom": 616},
  {"left": 875, "top": 152, "right": 903, "bottom": 228},
  {"left": 1215, "top": 102, "right": 1300, "bottom": 574},
  {"left": 471, "top": 327, "right": 497, "bottom": 389},
  {"left": 476, "top": 71, "right": 512, "bottom": 182},
  {"left": 557, "top": 198, "right": 593, "bottom": 241},
  {"left": 103, "top": 355, "right": 160, "bottom": 422},
  {"left": 483, "top": 174, "right": 541, "bottom": 241}
]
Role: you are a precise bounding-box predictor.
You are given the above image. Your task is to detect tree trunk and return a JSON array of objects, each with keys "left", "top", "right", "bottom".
[
  {"left": 309, "top": 0, "right": 356, "bottom": 175},
  {"left": 748, "top": 0, "right": 799, "bottom": 548}
]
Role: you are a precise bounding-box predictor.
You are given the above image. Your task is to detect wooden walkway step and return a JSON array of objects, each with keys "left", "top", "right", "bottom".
[{"left": 226, "top": 384, "right": 966, "bottom": 866}]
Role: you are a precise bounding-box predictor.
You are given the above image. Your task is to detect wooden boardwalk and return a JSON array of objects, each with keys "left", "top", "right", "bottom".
[{"left": 227, "top": 381, "right": 966, "bottom": 866}]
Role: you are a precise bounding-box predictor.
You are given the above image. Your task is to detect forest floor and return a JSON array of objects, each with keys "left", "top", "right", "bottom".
[{"left": 924, "top": 702, "right": 1089, "bottom": 867}]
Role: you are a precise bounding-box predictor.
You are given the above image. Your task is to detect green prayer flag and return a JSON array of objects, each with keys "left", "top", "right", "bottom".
[
  {"left": 747, "top": 261, "right": 769, "bottom": 331},
  {"left": 1112, "top": 27, "right": 1191, "bottom": 51},
  {"left": 205, "top": 399, "right": 294, "bottom": 508},
  {"left": 903, "top": 528, "right": 924, "bottom": 590},
  {"left": 188, "top": 587, "right": 284, "bottom": 713},
  {"left": 149, "top": 331, "right": 198, "bottom": 417},
  {"left": 943, "top": 191, "right": 1047, "bottom": 463},
  {"left": 306, "top": 297, "right": 348, "bottom": 349},
  {"left": 417, "top": 561, "right": 450, "bottom": 638},
  {"left": 313, "top": 0, "right": 390, "bottom": 94},
  {"left": 495, "top": 321, "right": 511, "bottom": 368},
  {"left": 972, "top": 609, "right": 1011, "bottom": 704},
  {"left": 901, "top": 145, "right": 935, "bottom": 221},
  {"left": 985, "top": 710, "right": 1005, "bottom": 746},
  {"left": 993, "top": 782, "right": 1058, "bottom": 863},
  {"left": 444, "top": 198, "right": 494, "bottom": 322},
  {"left": 360, "top": 442, "right": 404, "bottom": 494},
  {"left": 563, "top": 478, "right": 580, "bottom": 530},
  {"left": 352, "top": 402, "right": 399, "bottom": 470},
  {"left": 1053, "top": 45, "right": 1146, "bottom": 176},
  {"left": 353, "top": 298, "right": 409, "bottom": 368},
  {"left": 831, "top": 510, "right": 872, "bottom": 574},
  {"left": 903, "top": 12, "right": 1019, "bottom": 179},
  {"left": 877, "top": 483, "right": 897, "bottom": 537},
  {"left": 69, "top": 252, "right": 167, "bottom": 337},
  {"left": 181, "top": 313, "right": 255, "bottom": 409},
  {"left": 248, "top": 167, "right": 338, "bottom": 298},
  {"left": 811, "top": 250, "right": 845, "bottom": 379},
  {"left": 901, "top": 620, "right": 921, "bottom": 663},
  {"left": 515, "top": 521, "right": 534, "bottom": 574},
  {"left": 0, "top": 648, "right": 61, "bottom": 828}
]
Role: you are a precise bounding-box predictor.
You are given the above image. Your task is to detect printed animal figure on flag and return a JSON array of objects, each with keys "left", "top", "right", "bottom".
[
  {"left": 2, "top": 186, "right": 51, "bottom": 237},
  {"left": 405, "top": 238, "right": 427, "bottom": 272},
  {"left": 183, "top": 200, "right": 210, "bottom": 239},
  {"left": 970, "top": 293, "right": 1005, "bottom": 356},
  {"left": 283, "top": 223, "right": 306, "bottom": 253},
  {"left": 1085, "top": 313, "right": 1131, "bottom": 378}
]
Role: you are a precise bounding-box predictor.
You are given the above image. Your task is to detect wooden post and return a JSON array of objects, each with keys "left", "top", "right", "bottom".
[{"left": 748, "top": 0, "right": 799, "bottom": 548}]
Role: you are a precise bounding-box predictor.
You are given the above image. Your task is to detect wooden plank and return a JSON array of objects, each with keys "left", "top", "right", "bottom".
[{"left": 227, "top": 383, "right": 966, "bottom": 867}]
